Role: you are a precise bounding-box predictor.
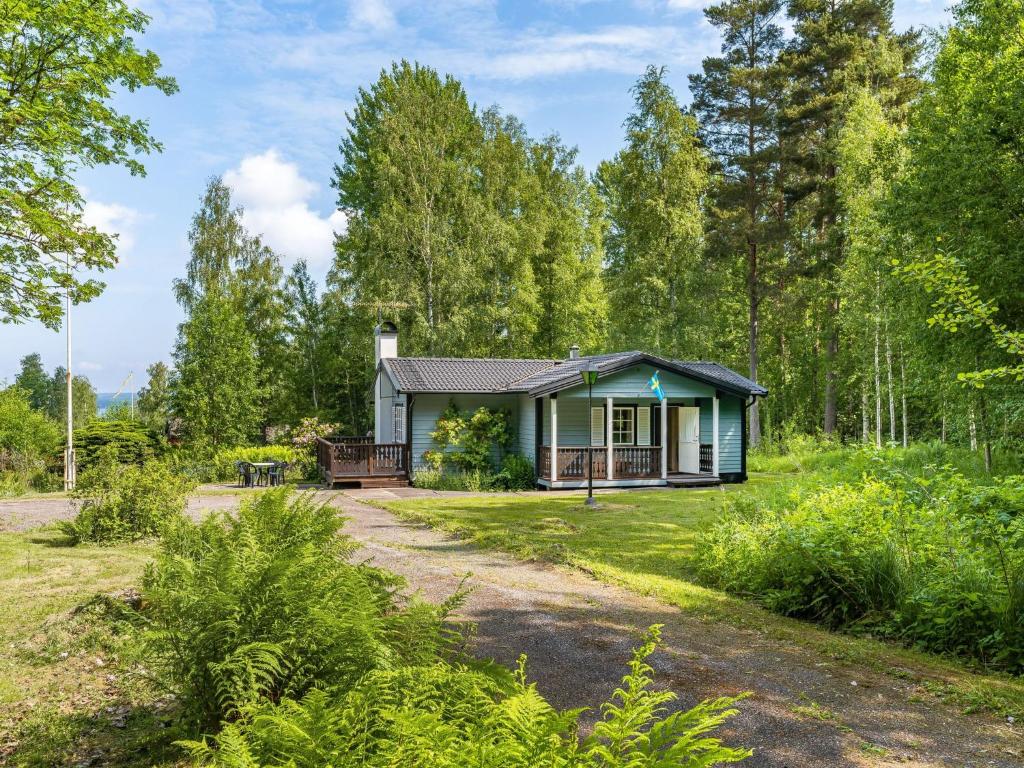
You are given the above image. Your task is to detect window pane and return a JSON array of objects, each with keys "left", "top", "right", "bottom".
[{"left": 612, "top": 407, "right": 633, "bottom": 445}]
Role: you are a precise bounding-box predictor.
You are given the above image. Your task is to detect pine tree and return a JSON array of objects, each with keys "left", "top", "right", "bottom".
[
  {"left": 779, "top": 0, "right": 919, "bottom": 435},
  {"left": 690, "top": 0, "right": 786, "bottom": 446},
  {"left": 597, "top": 66, "right": 710, "bottom": 357}
]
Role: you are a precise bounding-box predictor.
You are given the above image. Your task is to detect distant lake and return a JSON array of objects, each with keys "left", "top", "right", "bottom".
[{"left": 96, "top": 392, "right": 135, "bottom": 415}]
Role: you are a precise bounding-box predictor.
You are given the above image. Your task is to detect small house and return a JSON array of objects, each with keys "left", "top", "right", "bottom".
[{"left": 316, "top": 323, "right": 767, "bottom": 488}]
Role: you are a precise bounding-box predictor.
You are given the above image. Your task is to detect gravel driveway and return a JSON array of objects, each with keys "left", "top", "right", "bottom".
[{"left": 1, "top": 489, "right": 1019, "bottom": 766}]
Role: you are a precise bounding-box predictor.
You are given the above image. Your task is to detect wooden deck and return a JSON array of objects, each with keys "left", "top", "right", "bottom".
[{"left": 316, "top": 437, "right": 410, "bottom": 488}]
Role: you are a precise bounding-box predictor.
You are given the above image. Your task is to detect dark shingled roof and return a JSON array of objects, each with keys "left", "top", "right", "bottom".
[
  {"left": 381, "top": 351, "right": 768, "bottom": 397},
  {"left": 381, "top": 357, "right": 557, "bottom": 393}
]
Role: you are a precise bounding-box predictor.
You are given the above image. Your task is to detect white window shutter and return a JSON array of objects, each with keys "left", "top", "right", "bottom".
[
  {"left": 637, "top": 407, "right": 651, "bottom": 446},
  {"left": 591, "top": 407, "right": 605, "bottom": 446}
]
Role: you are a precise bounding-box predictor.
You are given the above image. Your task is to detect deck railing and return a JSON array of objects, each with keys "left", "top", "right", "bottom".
[
  {"left": 699, "top": 443, "right": 713, "bottom": 474},
  {"left": 538, "top": 445, "right": 664, "bottom": 480},
  {"left": 316, "top": 437, "right": 410, "bottom": 480}
]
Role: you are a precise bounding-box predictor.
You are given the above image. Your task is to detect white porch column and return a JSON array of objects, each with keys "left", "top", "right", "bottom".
[
  {"left": 660, "top": 398, "right": 668, "bottom": 479},
  {"left": 550, "top": 396, "right": 558, "bottom": 482},
  {"left": 712, "top": 394, "right": 720, "bottom": 477},
  {"left": 605, "top": 396, "right": 614, "bottom": 481}
]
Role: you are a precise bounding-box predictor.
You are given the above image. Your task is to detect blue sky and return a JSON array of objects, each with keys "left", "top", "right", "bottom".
[{"left": 1, "top": 0, "right": 951, "bottom": 391}]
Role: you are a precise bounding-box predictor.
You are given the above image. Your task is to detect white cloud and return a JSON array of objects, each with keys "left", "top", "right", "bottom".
[
  {"left": 78, "top": 360, "right": 104, "bottom": 372},
  {"left": 350, "top": 0, "right": 396, "bottom": 31},
  {"left": 223, "top": 150, "right": 346, "bottom": 268},
  {"left": 82, "top": 201, "right": 142, "bottom": 252},
  {"left": 666, "top": 0, "right": 712, "bottom": 9}
]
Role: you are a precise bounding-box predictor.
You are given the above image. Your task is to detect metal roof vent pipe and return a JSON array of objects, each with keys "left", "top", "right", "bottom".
[{"left": 569, "top": 344, "right": 580, "bottom": 360}]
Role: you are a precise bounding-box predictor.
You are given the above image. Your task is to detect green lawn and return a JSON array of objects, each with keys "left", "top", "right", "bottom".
[{"left": 381, "top": 476, "right": 1024, "bottom": 719}]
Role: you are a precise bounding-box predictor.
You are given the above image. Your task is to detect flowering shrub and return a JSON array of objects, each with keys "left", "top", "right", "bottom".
[{"left": 426, "top": 402, "right": 513, "bottom": 473}]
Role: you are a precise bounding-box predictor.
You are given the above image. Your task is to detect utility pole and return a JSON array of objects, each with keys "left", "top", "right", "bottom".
[{"left": 64, "top": 255, "right": 75, "bottom": 491}]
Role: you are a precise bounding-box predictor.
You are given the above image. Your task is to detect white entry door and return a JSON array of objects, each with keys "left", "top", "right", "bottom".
[{"left": 677, "top": 407, "right": 700, "bottom": 473}]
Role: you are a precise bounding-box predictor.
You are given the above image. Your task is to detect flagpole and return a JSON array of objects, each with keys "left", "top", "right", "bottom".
[{"left": 64, "top": 254, "right": 75, "bottom": 491}]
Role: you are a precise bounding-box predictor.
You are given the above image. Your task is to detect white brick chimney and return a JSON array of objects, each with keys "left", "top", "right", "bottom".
[{"left": 374, "top": 322, "right": 398, "bottom": 443}]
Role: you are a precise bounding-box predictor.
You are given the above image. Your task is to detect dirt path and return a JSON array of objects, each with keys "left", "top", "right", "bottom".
[
  {"left": 1, "top": 489, "right": 1019, "bottom": 766},
  {"left": 329, "top": 492, "right": 1021, "bottom": 768}
]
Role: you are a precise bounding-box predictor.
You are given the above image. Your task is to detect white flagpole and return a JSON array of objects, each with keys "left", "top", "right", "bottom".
[{"left": 64, "top": 254, "right": 75, "bottom": 491}]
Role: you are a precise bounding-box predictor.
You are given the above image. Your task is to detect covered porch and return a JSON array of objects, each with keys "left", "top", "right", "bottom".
[{"left": 536, "top": 393, "right": 721, "bottom": 489}]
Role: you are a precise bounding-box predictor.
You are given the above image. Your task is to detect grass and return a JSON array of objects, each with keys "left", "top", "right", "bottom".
[
  {"left": 0, "top": 529, "right": 184, "bottom": 767},
  {"left": 381, "top": 469, "right": 1024, "bottom": 720}
]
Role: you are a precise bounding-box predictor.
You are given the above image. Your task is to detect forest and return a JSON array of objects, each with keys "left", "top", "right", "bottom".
[{"left": 134, "top": 0, "right": 1024, "bottom": 460}]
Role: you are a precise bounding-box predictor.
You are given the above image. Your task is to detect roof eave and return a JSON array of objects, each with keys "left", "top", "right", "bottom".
[{"left": 529, "top": 352, "right": 766, "bottom": 398}]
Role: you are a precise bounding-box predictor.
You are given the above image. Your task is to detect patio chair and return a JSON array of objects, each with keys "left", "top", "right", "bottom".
[
  {"left": 268, "top": 461, "right": 289, "bottom": 487},
  {"left": 236, "top": 461, "right": 256, "bottom": 488}
]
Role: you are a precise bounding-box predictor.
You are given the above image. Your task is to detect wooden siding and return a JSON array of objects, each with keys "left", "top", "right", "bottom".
[
  {"left": 517, "top": 393, "right": 535, "bottom": 460},
  {"left": 410, "top": 393, "right": 520, "bottom": 472},
  {"left": 559, "top": 365, "right": 715, "bottom": 399},
  {"left": 719, "top": 394, "right": 742, "bottom": 473}
]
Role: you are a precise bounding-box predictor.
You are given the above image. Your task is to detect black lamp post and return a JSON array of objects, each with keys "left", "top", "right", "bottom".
[{"left": 581, "top": 361, "right": 599, "bottom": 507}]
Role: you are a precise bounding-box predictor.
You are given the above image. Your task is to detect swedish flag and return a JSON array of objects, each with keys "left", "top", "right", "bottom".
[{"left": 649, "top": 371, "right": 666, "bottom": 402}]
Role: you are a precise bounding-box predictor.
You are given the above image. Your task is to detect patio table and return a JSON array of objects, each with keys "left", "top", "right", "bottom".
[{"left": 250, "top": 461, "right": 275, "bottom": 487}]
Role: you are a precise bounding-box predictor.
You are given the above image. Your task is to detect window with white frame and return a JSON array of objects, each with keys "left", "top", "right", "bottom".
[
  {"left": 392, "top": 403, "right": 405, "bottom": 443},
  {"left": 612, "top": 406, "right": 634, "bottom": 445}
]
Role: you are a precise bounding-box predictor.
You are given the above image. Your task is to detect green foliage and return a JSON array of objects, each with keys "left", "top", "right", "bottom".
[
  {"left": 333, "top": 60, "right": 607, "bottom": 360},
  {"left": 44, "top": 367, "right": 97, "bottom": 429},
  {"left": 180, "top": 626, "right": 751, "bottom": 767},
  {"left": 74, "top": 419, "right": 162, "bottom": 470},
  {"left": 697, "top": 467, "right": 1024, "bottom": 672},
  {"left": 172, "top": 288, "right": 262, "bottom": 450},
  {"left": 495, "top": 453, "right": 537, "bottom": 491},
  {"left": 426, "top": 402, "right": 514, "bottom": 473},
  {"left": 61, "top": 447, "right": 194, "bottom": 544},
  {"left": 14, "top": 354, "right": 50, "bottom": 411},
  {"left": 137, "top": 361, "right": 173, "bottom": 430},
  {"left": 142, "top": 489, "right": 457, "bottom": 729},
  {"left": 210, "top": 445, "right": 306, "bottom": 482},
  {"left": 0, "top": 0, "right": 176, "bottom": 329},
  {"left": 597, "top": 66, "right": 710, "bottom": 358},
  {"left": 0, "top": 386, "right": 61, "bottom": 493}
]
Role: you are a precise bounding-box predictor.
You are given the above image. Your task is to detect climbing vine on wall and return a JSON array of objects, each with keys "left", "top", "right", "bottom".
[{"left": 425, "top": 401, "right": 513, "bottom": 472}]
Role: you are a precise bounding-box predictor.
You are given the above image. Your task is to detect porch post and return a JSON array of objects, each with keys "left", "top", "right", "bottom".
[
  {"left": 605, "top": 396, "right": 614, "bottom": 481},
  {"left": 550, "top": 395, "right": 558, "bottom": 483},
  {"left": 660, "top": 399, "right": 668, "bottom": 479},
  {"left": 712, "top": 394, "right": 720, "bottom": 477}
]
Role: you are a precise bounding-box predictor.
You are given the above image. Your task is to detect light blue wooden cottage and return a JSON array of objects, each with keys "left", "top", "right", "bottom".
[{"left": 316, "top": 323, "right": 767, "bottom": 488}]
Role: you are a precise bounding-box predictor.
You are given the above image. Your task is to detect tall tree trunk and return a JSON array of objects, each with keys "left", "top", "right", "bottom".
[
  {"left": 874, "top": 317, "right": 882, "bottom": 448},
  {"left": 748, "top": 239, "right": 761, "bottom": 447},
  {"left": 969, "top": 403, "right": 978, "bottom": 451},
  {"left": 978, "top": 391, "right": 992, "bottom": 474},
  {"left": 823, "top": 293, "right": 839, "bottom": 435},
  {"left": 885, "top": 329, "right": 895, "bottom": 443},
  {"left": 861, "top": 378, "right": 869, "bottom": 443},
  {"left": 899, "top": 341, "right": 907, "bottom": 448}
]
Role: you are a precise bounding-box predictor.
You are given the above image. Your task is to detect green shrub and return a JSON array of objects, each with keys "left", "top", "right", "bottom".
[
  {"left": 74, "top": 419, "right": 163, "bottom": 470},
  {"left": 0, "top": 386, "right": 62, "bottom": 493},
  {"left": 61, "top": 447, "right": 195, "bottom": 544},
  {"left": 426, "top": 401, "right": 514, "bottom": 473},
  {"left": 180, "top": 625, "right": 751, "bottom": 768},
  {"left": 495, "top": 453, "right": 536, "bottom": 490},
  {"left": 142, "top": 489, "right": 456, "bottom": 728},
  {"left": 697, "top": 468, "right": 1024, "bottom": 672},
  {"left": 211, "top": 445, "right": 307, "bottom": 482},
  {"left": 413, "top": 467, "right": 500, "bottom": 491}
]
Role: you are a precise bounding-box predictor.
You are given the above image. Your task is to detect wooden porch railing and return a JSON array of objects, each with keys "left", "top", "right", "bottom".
[
  {"left": 538, "top": 446, "right": 658, "bottom": 480},
  {"left": 699, "top": 443, "right": 713, "bottom": 474},
  {"left": 316, "top": 437, "right": 410, "bottom": 480}
]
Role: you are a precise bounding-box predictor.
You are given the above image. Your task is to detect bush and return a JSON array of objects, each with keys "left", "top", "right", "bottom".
[
  {"left": 0, "top": 386, "right": 61, "bottom": 493},
  {"left": 697, "top": 468, "right": 1024, "bottom": 672},
  {"left": 74, "top": 419, "right": 163, "bottom": 470},
  {"left": 426, "top": 401, "right": 514, "bottom": 473},
  {"left": 61, "top": 447, "right": 195, "bottom": 544},
  {"left": 495, "top": 453, "right": 536, "bottom": 490},
  {"left": 142, "top": 489, "right": 455, "bottom": 728},
  {"left": 413, "top": 467, "right": 500, "bottom": 491},
  {"left": 181, "top": 624, "right": 751, "bottom": 768},
  {"left": 211, "top": 445, "right": 308, "bottom": 483}
]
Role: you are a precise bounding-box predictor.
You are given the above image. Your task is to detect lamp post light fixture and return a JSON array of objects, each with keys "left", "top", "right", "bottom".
[{"left": 581, "top": 361, "right": 599, "bottom": 507}]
